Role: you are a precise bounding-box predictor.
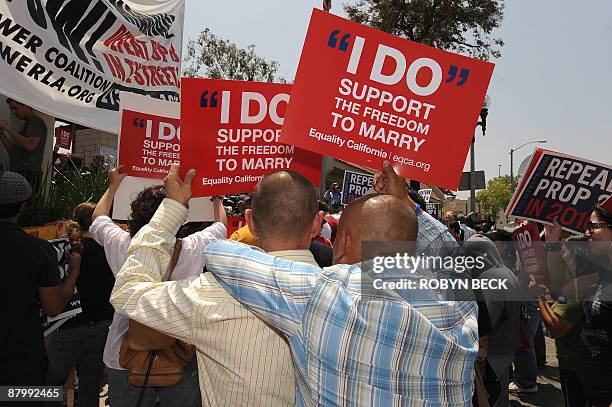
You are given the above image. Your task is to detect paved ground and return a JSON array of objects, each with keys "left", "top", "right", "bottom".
[
  {"left": 93, "top": 337, "right": 564, "bottom": 407},
  {"left": 510, "top": 337, "right": 564, "bottom": 407}
]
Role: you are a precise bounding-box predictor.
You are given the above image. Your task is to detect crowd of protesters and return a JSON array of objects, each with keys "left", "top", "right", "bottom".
[{"left": 0, "top": 159, "right": 611, "bottom": 407}]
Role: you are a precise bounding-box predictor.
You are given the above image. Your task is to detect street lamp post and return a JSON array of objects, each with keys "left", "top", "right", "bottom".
[
  {"left": 470, "top": 96, "right": 490, "bottom": 213},
  {"left": 510, "top": 140, "right": 547, "bottom": 191},
  {"left": 498, "top": 164, "right": 501, "bottom": 177}
]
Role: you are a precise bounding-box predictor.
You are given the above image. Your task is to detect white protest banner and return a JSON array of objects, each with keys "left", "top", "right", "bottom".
[
  {"left": 114, "top": 93, "right": 214, "bottom": 221},
  {"left": 0, "top": 0, "right": 184, "bottom": 133}
]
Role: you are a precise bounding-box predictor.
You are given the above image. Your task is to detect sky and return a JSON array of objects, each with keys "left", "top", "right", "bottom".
[{"left": 182, "top": 0, "right": 612, "bottom": 191}]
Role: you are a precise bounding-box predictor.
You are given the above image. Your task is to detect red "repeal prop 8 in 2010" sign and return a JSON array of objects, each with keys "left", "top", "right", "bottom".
[
  {"left": 180, "top": 78, "right": 322, "bottom": 197},
  {"left": 281, "top": 9, "right": 495, "bottom": 189}
]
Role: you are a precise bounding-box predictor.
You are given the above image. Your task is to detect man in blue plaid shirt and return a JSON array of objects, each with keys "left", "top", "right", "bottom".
[{"left": 204, "top": 162, "right": 478, "bottom": 406}]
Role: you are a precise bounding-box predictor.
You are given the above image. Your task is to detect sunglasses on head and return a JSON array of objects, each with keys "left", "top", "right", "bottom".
[{"left": 587, "top": 222, "right": 612, "bottom": 232}]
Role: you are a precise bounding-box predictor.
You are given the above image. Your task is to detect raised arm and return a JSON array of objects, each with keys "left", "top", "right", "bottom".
[
  {"left": 93, "top": 166, "right": 126, "bottom": 221},
  {"left": 0, "top": 118, "right": 39, "bottom": 152},
  {"left": 374, "top": 161, "right": 459, "bottom": 256},
  {"left": 203, "top": 240, "right": 321, "bottom": 336},
  {"left": 39, "top": 250, "right": 81, "bottom": 317},
  {"left": 110, "top": 166, "right": 200, "bottom": 344},
  {"left": 212, "top": 196, "right": 227, "bottom": 226},
  {"left": 543, "top": 220, "right": 571, "bottom": 296}
]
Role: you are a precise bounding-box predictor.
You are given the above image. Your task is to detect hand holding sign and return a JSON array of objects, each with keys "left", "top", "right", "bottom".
[
  {"left": 543, "top": 218, "right": 562, "bottom": 243},
  {"left": 164, "top": 164, "right": 196, "bottom": 207},
  {"left": 108, "top": 166, "right": 127, "bottom": 189},
  {"left": 374, "top": 161, "right": 406, "bottom": 198}
]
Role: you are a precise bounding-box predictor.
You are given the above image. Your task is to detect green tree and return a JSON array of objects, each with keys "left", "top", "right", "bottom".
[
  {"left": 476, "top": 175, "right": 513, "bottom": 217},
  {"left": 344, "top": 0, "right": 505, "bottom": 60},
  {"left": 183, "top": 28, "right": 284, "bottom": 81}
]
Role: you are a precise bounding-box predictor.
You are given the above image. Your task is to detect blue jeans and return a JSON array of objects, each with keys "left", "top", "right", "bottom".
[
  {"left": 107, "top": 356, "right": 200, "bottom": 407},
  {"left": 513, "top": 310, "right": 541, "bottom": 388},
  {"left": 45, "top": 319, "right": 111, "bottom": 407}
]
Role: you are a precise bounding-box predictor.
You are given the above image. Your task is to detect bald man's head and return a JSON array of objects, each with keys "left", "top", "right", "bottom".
[
  {"left": 249, "top": 170, "right": 321, "bottom": 250},
  {"left": 333, "top": 194, "right": 418, "bottom": 265}
]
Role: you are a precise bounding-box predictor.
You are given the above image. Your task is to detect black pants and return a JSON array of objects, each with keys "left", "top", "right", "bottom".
[
  {"left": 534, "top": 322, "right": 546, "bottom": 367},
  {"left": 559, "top": 368, "right": 588, "bottom": 407}
]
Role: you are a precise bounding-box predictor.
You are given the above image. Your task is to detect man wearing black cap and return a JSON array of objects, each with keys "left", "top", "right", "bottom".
[{"left": 0, "top": 171, "right": 80, "bottom": 386}]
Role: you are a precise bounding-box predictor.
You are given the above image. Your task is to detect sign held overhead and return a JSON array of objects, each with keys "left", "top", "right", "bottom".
[{"left": 281, "top": 9, "right": 495, "bottom": 190}]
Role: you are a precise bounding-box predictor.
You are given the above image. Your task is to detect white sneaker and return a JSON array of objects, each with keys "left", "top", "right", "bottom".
[{"left": 508, "top": 382, "right": 539, "bottom": 394}]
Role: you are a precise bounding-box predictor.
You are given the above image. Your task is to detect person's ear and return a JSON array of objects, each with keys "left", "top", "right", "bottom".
[
  {"left": 245, "top": 209, "right": 257, "bottom": 239},
  {"left": 333, "top": 231, "right": 350, "bottom": 265},
  {"left": 309, "top": 211, "right": 324, "bottom": 239}
]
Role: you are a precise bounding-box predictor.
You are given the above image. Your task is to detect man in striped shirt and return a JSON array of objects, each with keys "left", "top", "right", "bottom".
[
  {"left": 203, "top": 162, "right": 479, "bottom": 406},
  {"left": 110, "top": 166, "right": 327, "bottom": 406}
]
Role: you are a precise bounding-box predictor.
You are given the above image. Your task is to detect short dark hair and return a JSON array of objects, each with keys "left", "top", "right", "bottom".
[
  {"left": 252, "top": 171, "right": 318, "bottom": 243},
  {"left": 594, "top": 205, "right": 612, "bottom": 224},
  {"left": 318, "top": 200, "right": 329, "bottom": 212},
  {"left": 448, "top": 221, "right": 464, "bottom": 240},
  {"left": 489, "top": 229, "right": 514, "bottom": 242},
  {"left": 0, "top": 201, "right": 25, "bottom": 218},
  {"left": 407, "top": 188, "right": 427, "bottom": 208},
  {"left": 6, "top": 98, "right": 24, "bottom": 107},
  {"left": 128, "top": 185, "right": 165, "bottom": 237},
  {"left": 73, "top": 202, "right": 96, "bottom": 231},
  {"left": 176, "top": 222, "right": 213, "bottom": 239}
]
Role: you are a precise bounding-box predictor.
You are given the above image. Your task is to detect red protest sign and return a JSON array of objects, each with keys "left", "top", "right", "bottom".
[
  {"left": 512, "top": 222, "right": 549, "bottom": 286},
  {"left": 118, "top": 109, "right": 180, "bottom": 179},
  {"left": 180, "top": 78, "right": 323, "bottom": 197},
  {"left": 54, "top": 127, "right": 72, "bottom": 150},
  {"left": 281, "top": 9, "right": 494, "bottom": 189}
]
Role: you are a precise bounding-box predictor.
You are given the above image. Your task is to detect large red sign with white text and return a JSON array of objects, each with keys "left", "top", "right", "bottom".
[
  {"left": 281, "top": 9, "right": 495, "bottom": 189},
  {"left": 118, "top": 110, "right": 180, "bottom": 179},
  {"left": 180, "top": 78, "right": 322, "bottom": 197}
]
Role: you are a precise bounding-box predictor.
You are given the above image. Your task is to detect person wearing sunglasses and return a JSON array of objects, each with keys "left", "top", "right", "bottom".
[
  {"left": 577, "top": 204, "right": 612, "bottom": 407},
  {"left": 544, "top": 203, "right": 612, "bottom": 406}
]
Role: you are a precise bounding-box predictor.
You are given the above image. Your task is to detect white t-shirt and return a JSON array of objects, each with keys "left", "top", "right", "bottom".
[
  {"left": 320, "top": 222, "right": 332, "bottom": 240},
  {"left": 89, "top": 216, "right": 227, "bottom": 370}
]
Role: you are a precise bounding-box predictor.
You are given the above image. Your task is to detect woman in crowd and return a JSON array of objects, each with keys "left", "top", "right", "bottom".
[
  {"left": 45, "top": 202, "right": 115, "bottom": 407},
  {"left": 89, "top": 167, "right": 227, "bottom": 407},
  {"left": 578, "top": 204, "right": 612, "bottom": 406},
  {"left": 544, "top": 203, "right": 612, "bottom": 406},
  {"left": 538, "top": 236, "right": 593, "bottom": 407}
]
